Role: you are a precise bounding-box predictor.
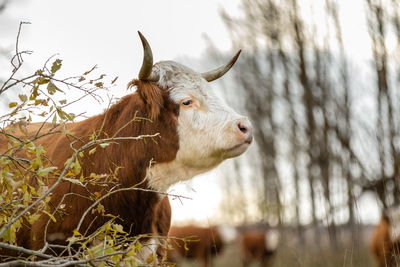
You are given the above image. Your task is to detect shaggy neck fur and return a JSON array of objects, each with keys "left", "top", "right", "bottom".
[{"left": 24, "top": 80, "right": 179, "bottom": 251}]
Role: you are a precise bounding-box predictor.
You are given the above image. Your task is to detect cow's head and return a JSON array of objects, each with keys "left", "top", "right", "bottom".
[{"left": 135, "top": 32, "right": 252, "bottom": 191}]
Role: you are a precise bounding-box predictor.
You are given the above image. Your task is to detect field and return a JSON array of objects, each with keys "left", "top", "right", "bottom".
[
  {"left": 173, "top": 225, "right": 376, "bottom": 267},
  {"left": 174, "top": 243, "right": 374, "bottom": 267}
]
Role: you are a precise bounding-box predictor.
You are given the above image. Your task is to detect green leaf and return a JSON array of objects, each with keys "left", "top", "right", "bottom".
[
  {"left": 34, "top": 99, "right": 48, "bottom": 106},
  {"left": 89, "top": 147, "right": 97, "bottom": 155},
  {"left": 73, "top": 158, "right": 81, "bottom": 175},
  {"left": 52, "top": 114, "right": 57, "bottom": 126},
  {"left": 30, "top": 86, "right": 39, "bottom": 100},
  {"left": 100, "top": 143, "right": 110, "bottom": 148},
  {"left": 83, "top": 65, "right": 96, "bottom": 76},
  {"left": 27, "top": 214, "right": 41, "bottom": 225},
  {"left": 112, "top": 224, "right": 125, "bottom": 233},
  {"left": 37, "top": 166, "right": 58, "bottom": 177},
  {"left": 135, "top": 241, "right": 142, "bottom": 252},
  {"left": 65, "top": 113, "right": 75, "bottom": 121},
  {"left": 47, "top": 82, "right": 58, "bottom": 95},
  {"left": 56, "top": 107, "right": 66, "bottom": 120},
  {"left": 95, "top": 82, "right": 103, "bottom": 88},
  {"left": 51, "top": 59, "right": 62, "bottom": 74},
  {"left": 63, "top": 177, "right": 84, "bottom": 186},
  {"left": 37, "top": 77, "right": 50, "bottom": 85},
  {"left": 8, "top": 102, "right": 17, "bottom": 108}
]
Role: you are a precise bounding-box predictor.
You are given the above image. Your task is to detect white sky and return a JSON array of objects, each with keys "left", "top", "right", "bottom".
[
  {"left": 1, "top": 0, "right": 240, "bottom": 84},
  {"left": 0, "top": 0, "right": 381, "bottom": 225}
]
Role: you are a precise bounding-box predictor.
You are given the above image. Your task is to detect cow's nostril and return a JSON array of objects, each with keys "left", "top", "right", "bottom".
[
  {"left": 237, "top": 120, "right": 253, "bottom": 143},
  {"left": 238, "top": 122, "right": 248, "bottom": 134}
]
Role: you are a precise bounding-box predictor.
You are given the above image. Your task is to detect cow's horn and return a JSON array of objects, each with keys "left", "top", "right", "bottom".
[
  {"left": 138, "top": 31, "right": 159, "bottom": 82},
  {"left": 201, "top": 50, "right": 241, "bottom": 82}
]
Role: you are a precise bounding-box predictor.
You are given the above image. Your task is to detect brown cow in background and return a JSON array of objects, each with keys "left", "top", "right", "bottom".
[
  {"left": 168, "top": 225, "right": 237, "bottom": 267},
  {"left": 370, "top": 207, "right": 400, "bottom": 267},
  {"left": 239, "top": 230, "right": 280, "bottom": 267}
]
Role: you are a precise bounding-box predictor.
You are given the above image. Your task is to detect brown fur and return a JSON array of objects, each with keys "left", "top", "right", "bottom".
[
  {"left": 168, "top": 225, "right": 223, "bottom": 267},
  {"left": 154, "top": 196, "right": 172, "bottom": 260},
  {"left": 240, "top": 231, "right": 276, "bottom": 267},
  {"left": 370, "top": 215, "right": 400, "bottom": 267},
  {"left": 0, "top": 80, "right": 178, "bottom": 258}
]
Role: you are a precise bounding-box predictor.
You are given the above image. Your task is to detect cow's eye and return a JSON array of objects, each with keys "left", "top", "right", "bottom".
[{"left": 182, "top": 99, "right": 192, "bottom": 106}]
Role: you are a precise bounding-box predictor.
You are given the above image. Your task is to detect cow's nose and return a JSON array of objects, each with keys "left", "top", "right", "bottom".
[{"left": 237, "top": 120, "right": 253, "bottom": 144}]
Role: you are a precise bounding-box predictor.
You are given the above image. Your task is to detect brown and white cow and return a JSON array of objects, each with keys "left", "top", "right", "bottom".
[
  {"left": 370, "top": 207, "right": 400, "bottom": 267},
  {"left": 0, "top": 32, "right": 252, "bottom": 262},
  {"left": 239, "top": 230, "right": 280, "bottom": 267},
  {"left": 168, "top": 225, "right": 237, "bottom": 267}
]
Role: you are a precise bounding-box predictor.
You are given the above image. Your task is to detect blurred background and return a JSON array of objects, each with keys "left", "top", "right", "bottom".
[{"left": 1, "top": 0, "right": 400, "bottom": 266}]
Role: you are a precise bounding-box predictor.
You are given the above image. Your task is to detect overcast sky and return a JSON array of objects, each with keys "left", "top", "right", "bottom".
[{"left": 1, "top": 0, "right": 241, "bottom": 83}]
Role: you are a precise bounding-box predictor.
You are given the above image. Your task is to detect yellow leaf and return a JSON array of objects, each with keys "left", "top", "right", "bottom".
[
  {"left": 73, "top": 158, "right": 81, "bottom": 175},
  {"left": 8, "top": 102, "right": 18, "bottom": 108},
  {"left": 73, "top": 229, "right": 81, "bottom": 236},
  {"left": 127, "top": 247, "right": 136, "bottom": 257},
  {"left": 42, "top": 210, "right": 56, "bottom": 222},
  {"left": 18, "top": 94, "right": 27, "bottom": 102},
  {"left": 89, "top": 147, "right": 97, "bottom": 155},
  {"left": 52, "top": 114, "right": 57, "bottom": 126},
  {"left": 28, "top": 214, "right": 41, "bottom": 225},
  {"left": 94, "top": 192, "right": 101, "bottom": 200},
  {"left": 146, "top": 253, "right": 154, "bottom": 263}
]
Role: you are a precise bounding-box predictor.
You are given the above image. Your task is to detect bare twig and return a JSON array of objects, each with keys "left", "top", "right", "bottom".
[{"left": 0, "top": 133, "right": 160, "bottom": 239}]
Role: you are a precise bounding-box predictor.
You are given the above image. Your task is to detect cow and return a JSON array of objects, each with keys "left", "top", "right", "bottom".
[
  {"left": 370, "top": 207, "right": 400, "bottom": 267},
  {"left": 0, "top": 32, "right": 252, "bottom": 262},
  {"left": 239, "top": 230, "right": 280, "bottom": 267},
  {"left": 167, "top": 225, "right": 237, "bottom": 267}
]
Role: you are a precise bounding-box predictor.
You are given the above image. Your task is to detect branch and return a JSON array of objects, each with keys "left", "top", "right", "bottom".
[
  {"left": 0, "top": 133, "right": 160, "bottom": 239},
  {"left": 75, "top": 182, "right": 192, "bottom": 234},
  {"left": 0, "top": 21, "right": 32, "bottom": 95},
  {"left": 0, "top": 242, "right": 52, "bottom": 260}
]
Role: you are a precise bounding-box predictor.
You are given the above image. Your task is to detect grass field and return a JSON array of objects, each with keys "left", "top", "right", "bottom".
[{"left": 172, "top": 234, "right": 376, "bottom": 267}]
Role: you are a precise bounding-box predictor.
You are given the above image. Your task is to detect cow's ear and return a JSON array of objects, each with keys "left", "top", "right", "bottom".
[{"left": 128, "top": 79, "right": 163, "bottom": 121}]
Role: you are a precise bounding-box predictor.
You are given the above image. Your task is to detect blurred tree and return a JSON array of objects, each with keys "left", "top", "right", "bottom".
[
  {"left": 215, "top": 0, "right": 400, "bottom": 249},
  {"left": 0, "top": 0, "right": 9, "bottom": 13},
  {"left": 363, "top": 0, "right": 400, "bottom": 208}
]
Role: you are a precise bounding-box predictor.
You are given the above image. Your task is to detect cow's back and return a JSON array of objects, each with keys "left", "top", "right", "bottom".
[
  {"left": 168, "top": 226, "right": 223, "bottom": 259},
  {"left": 370, "top": 216, "right": 400, "bottom": 267},
  {"left": 240, "top": 231, "right": 266, "bottom": 259}
]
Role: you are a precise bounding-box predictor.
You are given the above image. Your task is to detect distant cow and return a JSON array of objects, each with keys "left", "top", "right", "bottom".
[
  {"left": 168, "top": 225, "right": 237, "bottom": 267},
  {"left": 239, "top": 230, "right": 280, "bottom": 267},
  {"left": 370, "top": 207, "right": 400, "bottom": 267},
  {"left": 0, "top": 32, "right": 252, "bottom": 262}
]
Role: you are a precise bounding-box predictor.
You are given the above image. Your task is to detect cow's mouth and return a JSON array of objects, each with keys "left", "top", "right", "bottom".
[{"left": 223, "top": 141, "right": 251, "bottom": 159}]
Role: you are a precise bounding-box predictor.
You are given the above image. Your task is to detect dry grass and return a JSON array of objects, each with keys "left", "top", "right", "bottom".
[{"left": 174, "top": 240, "right": 375, "bottom": 267}]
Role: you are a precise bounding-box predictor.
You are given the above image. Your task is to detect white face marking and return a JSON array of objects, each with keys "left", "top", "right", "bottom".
[
  {"left": 265, "top": 230, "right": 280, "bottom": 251},
  {"left": 47, "top": 232, "right": 66, "bottom": 242},
  {"left": 145, "top": 61, "right": 252, "bottom": 192},
  {"left": 387, "top": 206, "right": 400, "bottom": 242},
  {"left": 217, "top": 225, "right": 238, "bottom": 244}
]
